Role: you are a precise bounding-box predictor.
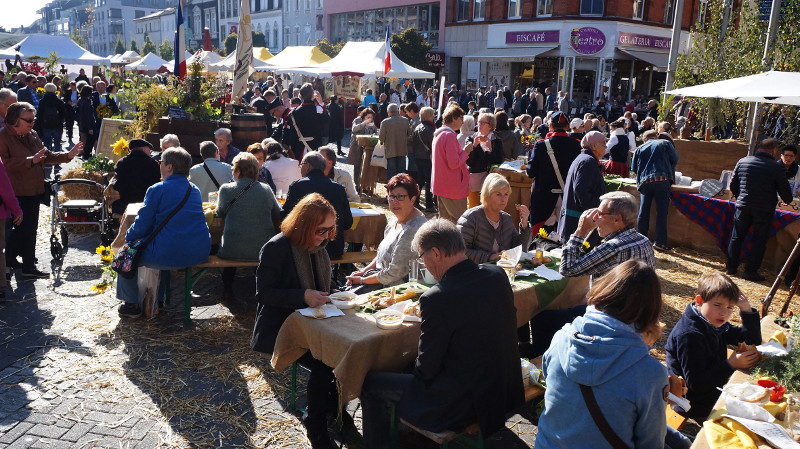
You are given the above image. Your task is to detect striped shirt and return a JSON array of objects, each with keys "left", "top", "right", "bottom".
[{"left": 559, "top": 226, "right": 655, "bottom": 278}]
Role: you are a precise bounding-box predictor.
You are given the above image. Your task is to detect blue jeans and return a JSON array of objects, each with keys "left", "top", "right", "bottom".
[
  {"left": 386, "top": 156, "right": 406, "bottom": 182},
  {"left": 115, "top": 264, "right": 174, "bottom": 305},
  {"left": 638, "top": 180, "right": 671, "bottom": 245},
  {"left": 41, "top": 128, "right": 62, "bottom": 153},
  {"left": 727, "top": 207, "right": 772, "bottom": 273}
]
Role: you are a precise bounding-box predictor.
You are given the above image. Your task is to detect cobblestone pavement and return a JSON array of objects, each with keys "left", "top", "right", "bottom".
[{"left": 0, "top": 148, "right": 540, "bottom": 448}]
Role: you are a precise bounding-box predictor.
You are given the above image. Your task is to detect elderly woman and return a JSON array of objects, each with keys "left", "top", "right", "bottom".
[
  {"left": 262, "top": 140, "right": 301, "bottom": 196},
  {"left": 0, "top": 103, "right": 82, "bottom": 278},
  {"left": 456, "top": 114, "right": 476, "bottom": 148},
  {"left": 213, "top": 128, "right": 240, "bottom": 165},
  {"left": 465, "top": 113, "right": 505, "bottom": 209},
  {"left": 457, "top": 173, "right": 531, "bottom": 264},
  {"left": 536, "top": 260, "right": 678, "bottom": 449},
  {"left": 252, "top": 193, "right": 346, "bottom": 449},
  {"left": 604, "top": 119, "right": 631, "bottom": 176},
  {"left": 557, "top": 131, "right": 607, "bottom": 244},
  {"left": 347, "top": 108, "right": 378, "bottom": 191},
  {"left": 412, "top": 106, "right": 436, "bottom": 212},
  {"left": 494, "top": 111, "right": 521, "bottom": 160},
  {"left": 216, "top": 153, "right": 280, "bottom": 301},
  {"left": 346, "top": 174, "right": 427, "bottom": 290},
  {"left": 154, "top": 133, "right": 181, "bottom": 161},
  {"left": 35, "top": 83, "right": 66, "bottom": 153},
  {"left": 246, "top": 143, "right": 277, "bottom": 193},
  {"left": 117, "top": 147, "right": 211, "bottom": 318},
  {"left": 0, "top": 155, "right": 22, "bottom": 298}
]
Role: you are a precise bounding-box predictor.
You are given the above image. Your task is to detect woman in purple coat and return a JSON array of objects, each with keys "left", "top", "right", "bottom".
[{"left": 0, "top": 156, "right": 23, "bottom": 299}]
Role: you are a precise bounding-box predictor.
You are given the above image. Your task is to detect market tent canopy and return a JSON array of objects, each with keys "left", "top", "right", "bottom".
[
  {"left": 252, "top": 47, "right": 274, "bottom": 62},
  {"left": 464, "top": 46, "right": 557, "bottom": 63},
  {"left": 0, "top": 48, "right": 22, "bottom": 59},
  {"left": 126, "top": 52, "right": 168, "bottom": 71},
  {"left": 166, "top": 50, "right": 193, "bottom": 70},
  {"left": 4, "top": 34, "right": 109, "bottom": 65},
  {"left": 618, "top": 48, "right": 669, "bottom": 68},
  {"left": 209, "top": 51, "right": 273, "bottom": 72},
  {"left": 664, "top": 71, "right": 800, "bottom": 106},
  {"left": 258, "top": 45, "right": 330, "bottom": 71},
  {"left": 186, "top": 50, "right": 223, "bottom": 70},
  {"left": 120, "top": 50, "right": 140, "bottom": 62},
  {"left": 304, "top": 41, "right": 435, "bottom": 79}
]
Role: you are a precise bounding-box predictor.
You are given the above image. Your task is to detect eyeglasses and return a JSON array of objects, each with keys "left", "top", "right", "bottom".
[
  {"left": 19, "top": 117, "right": 34, "bottom": 124},
  {"left": 596, "top": 210, "right": 616, "bottom": 218},
  {"left": 416, "top": 248, "right": 430, "bottom": 263},
  {"left": 315, "top": 225, "right": 335, "bottom": 236},
  {"left": 387, "top": 194, "right": 408, "bottom": 202}
]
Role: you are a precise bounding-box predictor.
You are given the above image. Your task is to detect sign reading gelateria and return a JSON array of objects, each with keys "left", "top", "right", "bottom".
[
  {"left": 505, "top": 30, "right": 560, "bottom": 45},
  {"left": 569, "top": 27, "right": 606, "bottom": 55},
  {"left": 617, "top": 32, "right": 671, "bottom": 50}
]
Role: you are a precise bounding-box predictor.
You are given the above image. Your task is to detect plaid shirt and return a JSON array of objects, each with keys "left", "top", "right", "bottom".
[{"left": 560, "top": 227, "right": 655, "bottom": 278}]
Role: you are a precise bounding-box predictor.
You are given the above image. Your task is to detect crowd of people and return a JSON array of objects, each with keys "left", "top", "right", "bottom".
[{"left": 0, "top": 67, "right": 790, "bottom": 449}]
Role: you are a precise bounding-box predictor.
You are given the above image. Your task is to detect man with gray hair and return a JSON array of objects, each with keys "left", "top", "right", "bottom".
[
  {"left": 213, "top": 128, "right": 240, "bottom": 164},
  {"left": 281, "top": 151, "right": 352, "bottom": 259},
  {"left": 188, "top": 141, "right": 234, "bottom": 202},
  {"left": 0, "top": 88, "right": 17, "bottom": 128},
  {"left": 559, "top": 191, "right": 655, "bottom": 279},
  {"left": 378, "top": 102, "right": 412, "bottom": 180},
  {"left": 359, "top": 218, "right": 523, "bottom": 448},
  {"left": 318, "top": 146, "right": 360, "bottom": 202}
]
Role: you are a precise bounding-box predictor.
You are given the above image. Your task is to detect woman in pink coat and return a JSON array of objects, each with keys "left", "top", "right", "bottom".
[
  {"left": 431, "top": 104, "right": 474, "bottom": 222},
  {"left": 0, "top": 156, "right": 22, "bottom": 299}
]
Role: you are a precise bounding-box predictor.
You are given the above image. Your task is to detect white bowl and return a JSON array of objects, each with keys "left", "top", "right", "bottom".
[
  {"left": 374, "top": 310, "right": 404, "bottom": 330},
  {"left": 329, "top": 291, "right": 358, "bottom": 309}
]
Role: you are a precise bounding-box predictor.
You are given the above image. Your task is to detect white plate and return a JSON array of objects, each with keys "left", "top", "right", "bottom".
[
  {"left": 374, "top": 310, "right": 404, "bottom": 330},
  {"left": 329, "top": 291, "right": 359, "bottom": 309}
]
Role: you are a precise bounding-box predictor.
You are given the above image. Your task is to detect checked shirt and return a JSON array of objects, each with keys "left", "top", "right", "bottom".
[{"left": 559, "top": 226, "right": 655, "bottom": 278}]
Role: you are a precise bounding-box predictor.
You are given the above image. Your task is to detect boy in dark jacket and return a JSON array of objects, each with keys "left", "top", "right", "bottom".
[{"left": 665, "top": 272, "right": 761, "bottom": 421}]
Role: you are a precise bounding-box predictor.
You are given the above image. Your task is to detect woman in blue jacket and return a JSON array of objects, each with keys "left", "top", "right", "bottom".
[{"left": 116, "top": 147, "right": 211, "bottom": 318}]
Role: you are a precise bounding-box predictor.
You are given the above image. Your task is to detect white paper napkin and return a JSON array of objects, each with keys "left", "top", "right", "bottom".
[
  {"left": 298, "top": 303, "right": 345, "bottom": 319},
  {"left": 516, "top": 269, "right": 535, "bottom": 277},
  {"left": 532, "top": 265, "right": 563, "bottom": 281},
  {"left": 757, "top": 341, "right": 790, "bottom": 357},
  {"left": 501, "top": 245, "right": 523, "bottom": 265},
  {"left": 386, "top": 299, "right": 422, "bottom": 322}
]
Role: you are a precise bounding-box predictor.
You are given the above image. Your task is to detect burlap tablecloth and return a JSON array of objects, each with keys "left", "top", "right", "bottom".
[
  {"left": 343, "top": 208, "right": 388, "bottom": 249},
  {"left": 512, "top": 274, "right": 590, "bottom": 327},
  {"left": 271, "top": 309, "right": 422, "bottom": 405}
]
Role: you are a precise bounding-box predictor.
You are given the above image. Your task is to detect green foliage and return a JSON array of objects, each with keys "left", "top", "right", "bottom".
[
  {"left": 114, "top": 35, "right": 125, "bottom": 55},
  {"left": 142, "top": 33, "right": 157, "bottom": 56},
  {"left": 252, "top": 31, "right": 266, "bottom": 49},
  {"left": 224, "top": 33, "right": 238, "bottom": 56},
  {"left": 158, "top": 38, "right": 173, "bottom": 61},
  {"left": 180, "top": 59, "right": 227, "bottom": 121},
  {"left": 129, "top": 37, "right": 139, "bottom": 54},
  {"left": 44, "top": 51, "right": 61, "bottom": 77},
  {"left": 70, "top": 26, "right": 85, "bottom": 48},
  {"left": 390, "top": 28, "right": 433, "bottom": 73},
  {"left": 754, "top": 344, "right": 800, "bottom": 392},
  {"left": 316, "top": 38, "right": 345, "bottom": 58},
  {"left": 81, "top": 154, "right": 115, "bottom": 173}
]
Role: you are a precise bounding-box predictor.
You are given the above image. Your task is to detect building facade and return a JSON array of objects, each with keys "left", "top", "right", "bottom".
[
  {"left": 38, "top": 0, "right": 92, "bottom": 37},
  {"left": 133, "top": 7, "right": 177, "bottom": 50},
  {"left": 444, "top": 0, "right": 704, "bottom": 102},
  {"left": 218, "top": 0, "right": 284, "bottom": 53},
  {"left": 283, "top": 0, "right": 324, "bottom": 48},
  {"left": 185, "top": 0, "right": 220, "bottom": 49},
  {"left": 326, "top": 0, "right": 445, "bottom": 50},
  {"left": 88, "top": 0, "right": 174, "bottom": 56}
]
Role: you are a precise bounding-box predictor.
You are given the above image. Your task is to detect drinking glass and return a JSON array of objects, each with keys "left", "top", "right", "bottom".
[{"left": 409, "top": 259, "right": 419, "bottom": 285}]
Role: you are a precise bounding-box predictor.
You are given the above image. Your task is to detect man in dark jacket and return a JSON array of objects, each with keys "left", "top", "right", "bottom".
[
  {"left": 527, "top": 111, "right": 582, "bottom": 233},
  {"left": 285, "top": 83, "right": 329, "bottom": 158},
  {"left": 360, "top": 219, "right": 524, "bottom": 448},
  {"left": 327, "top": 95, "right": 344, "bottom": 156},
  {"left": 281, "top": 151, "right": 352, "bottom": 259},
  {"left": 727, "top": 138, "right": 793, "bottom": 281},
  {"left": 111, "top": 139, "right": 162, "bottom": 215},
  {"left": 16, "top": 75, "right": 39, "bottom": 109}
]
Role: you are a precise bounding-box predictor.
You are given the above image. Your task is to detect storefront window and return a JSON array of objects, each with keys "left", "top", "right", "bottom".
[
  {"left": 396, "top": 7, "right": 406, "bottom": 30},
  {"left": 375, "top": 9, "right": 384, "bottom": 33},
  {"left": 633, "top": 0, "right": 644, "bottom": 19},
  {"left": 537, "top": 0, "right": 553, "bottom": 16},
  {"left": 474, "top": 0, "right": 485, "bottom": 20},
  {"left": 580, "top": 0, "right": 603, "bottom": 15},
  {"left": 407, "top": 7, "right": 418, "bottom": 30},
  {"left": 664, "top": 0, "right": 675, "bottom": 24},
  {"left": 508, "top": 0, "right": 521, "bottom": 18},
  {"left": 457, "top": 0, "right": 469, "bottom": 21},
  {"left": 431, "top": 4, "right": 439, "bottom": 29}
]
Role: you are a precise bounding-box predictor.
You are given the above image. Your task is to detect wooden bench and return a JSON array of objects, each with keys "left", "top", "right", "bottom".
[{"left": 330, "top": 250, "right": 377, "bottom": 279}]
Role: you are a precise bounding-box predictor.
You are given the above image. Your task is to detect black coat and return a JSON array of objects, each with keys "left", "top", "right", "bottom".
[
  {"left": 526, "top": 133, "right": 582, "bottom": 225},
  {"left": 286, "top": 102, "right": 329, "bottom": 155},
  {"left": 34, "top": 92, "right": 66, "bottom": 131},
  {"left": 76, "top": 97, "right": 96, "bottom": 133},
  {"left": 111, "top": 149, "right": 162, "bottom": 215},
  {"left": 281, "top": 170, "right": 353, "bottom": 259},
  {"left": 92, "top": 91, "right": 119, "bottom": 117},
  {"left": 465, "top": 136, "right": 504, "bottom": 173},
  {"left": 399, "top": 259, "right": 524, "bottom": 436},
  {"left": 731, "top": 151, "right": 793, "bottom": 213},
  {"left": 327, "top": 101, "right": 344, "bottom": 142},
  {"left": 251, "top": 233, "right": 331, "bottom": 353}
]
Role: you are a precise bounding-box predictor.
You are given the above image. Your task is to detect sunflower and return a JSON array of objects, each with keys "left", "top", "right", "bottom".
[
  {"left": 96, "top": 245, "right": 114, "bottom": 263},
  {"left": 111, "top": 138, "right": 130, "bottom": 157},
  {"left": 96, "top": 104, "right": 112, "bottom": 120},
  {"left": 90, "top": 281, "right": 112, "bottom": 294}
]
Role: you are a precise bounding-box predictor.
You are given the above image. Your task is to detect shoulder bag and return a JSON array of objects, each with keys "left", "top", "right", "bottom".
[
  {"left": 202, "top": 163, "right": 220, "bottom": 189},
  {"left": 370, "top": 142, "right": 387, "bottom": 169},
  {"left": 579, "top": 383, "right": 631, "bottom": 449},
  {"left": 543, "top": 138, "right": 565, "bottom": 227},
  {"left": 111, "top": 185, "right": 192, "bottom": 279},
  {"left": 219, "top": 180, "right": 257, "bottom": 216}
]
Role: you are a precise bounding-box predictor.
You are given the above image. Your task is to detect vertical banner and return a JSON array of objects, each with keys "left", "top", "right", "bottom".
[
  {"left": 232, "top": 0, "right": 254, "bottom": 104},
  {"left": 173, "top": 0, "right": 186, "bottom": 79},
  {"left": 437, "top": 75, "right": 446, "bottom": 119}
]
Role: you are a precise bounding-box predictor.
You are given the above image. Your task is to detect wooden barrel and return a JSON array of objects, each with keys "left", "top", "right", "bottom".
[{"left": 230, "top": 113, "right": 268, "bottom": 150}]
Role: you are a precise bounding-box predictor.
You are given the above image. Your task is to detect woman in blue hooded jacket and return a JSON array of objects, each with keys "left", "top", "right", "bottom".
[
  {"left": 536, "top": 260, "right": 670, "bottom": 449},
  {"left": 116, "top": 147, "right": 211, "bottom": 318}
]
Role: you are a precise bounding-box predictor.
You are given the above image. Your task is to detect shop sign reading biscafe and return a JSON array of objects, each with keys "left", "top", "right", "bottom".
[
  {"left": 505, "top": 30, "right": 560, "bottom": 45},
  {"left": 569, "top": 27, "right": 606, "bottom": 55},
  {"left": 617, "top": 32, "right": 671, "bottom": 50}
]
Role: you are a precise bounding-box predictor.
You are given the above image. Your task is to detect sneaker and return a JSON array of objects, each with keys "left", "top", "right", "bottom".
[
  {"left": 22, "top": 268, "right": 50, "bottom": 279},
  {"left": 118, "top": 303, "right": 142, "bottom": 318},
  {"left": 742, "top": 271, "right": 766, "bottom": 282}
]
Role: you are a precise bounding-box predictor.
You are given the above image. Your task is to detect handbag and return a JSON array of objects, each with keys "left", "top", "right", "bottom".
[
  {"left": 111, "top": 185, "right": 192, "bottom": 279},
  {"left": 370, "top": 142, "right": 387, "bottom": 169}
]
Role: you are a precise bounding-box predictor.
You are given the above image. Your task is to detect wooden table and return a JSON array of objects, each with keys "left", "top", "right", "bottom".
[
  {"left": 111, "top": 203, "right": 388, "bottom": 254},
  {"left": 690, "top": 315, "right": 784, "bottom": 449},
  {"left": 271, "top": 272, "right": 589, "bottom": 405}
]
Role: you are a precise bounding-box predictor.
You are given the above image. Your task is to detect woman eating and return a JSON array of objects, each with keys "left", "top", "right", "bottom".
[
  {"left": 251, "top": 193, "right": 343, "bottom": 449},
  {"left": 457, "top": 173, "right": 531, "bottom": 264},
  {"left": 346, "top": 174, "right": 427, "bottom": 291},
  {"left": 465, "top": 113, "right": 505, "bottom": 208}
]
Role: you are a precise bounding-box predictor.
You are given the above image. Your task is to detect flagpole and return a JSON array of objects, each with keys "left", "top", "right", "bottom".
[{"left": 174, "top": 0, "right": 186, "bottom": 79}]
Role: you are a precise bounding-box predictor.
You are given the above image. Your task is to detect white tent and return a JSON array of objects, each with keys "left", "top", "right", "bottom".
[
  {"left": 126, "top": 53, "right": 168, "bottom": 71},
  {"left": 120, "top": 50, "right": 140, "bottom": 63},
  {"left": 0, "top": 48, "right": 22, "bottom": 59},
  {"left": 664, "top": 71, "right": 800, "bottom": 106},
  {"left": 209, "top": 52, "right": 272, "bottom": 72},
  {"left": 275, "top": 41, "right": 434, "bottom": 79},
  {"left": 109, "top": 54, "right": 125, "bottom": 64},
  {"left": 185, "top": 50, "right": 223, "bottom": 70},
  {"left": 166, "top": 51, "right": 193, "bottom": 70},
  {"left": 3, "top": 34, "right": 109, "bottom": 65}
]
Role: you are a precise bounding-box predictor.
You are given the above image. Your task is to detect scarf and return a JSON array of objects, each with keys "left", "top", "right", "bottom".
[{"left": 290, "top": 240, "right": 331, "bottom": 293}]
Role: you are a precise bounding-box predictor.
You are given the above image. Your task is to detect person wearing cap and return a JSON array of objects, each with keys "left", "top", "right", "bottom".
[
  {"left": 568, "top": 118, "right": 584, "bottom": 140},
  {"left": 557, "top": 131, "right": 607, "bottom": 244},
  {"left": 526, "top": 111, "right": 581, "bottom": 234},
  {"left": 111, "top": 138, "right": 162, "bottom": 215},
  {"left": 631, "top": 129, "right": 680, "bottom": 253},
  {"left": 603, "top": 119, "right": 632, "bottom": 176}
]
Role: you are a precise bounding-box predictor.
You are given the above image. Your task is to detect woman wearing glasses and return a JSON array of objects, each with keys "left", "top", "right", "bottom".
[
  {"left": 465, "top": 112, "right": 505, "bottom": 208},
  {"left": 252, "top": 193, "right": 342, "bottom": 449},
  {"left": 0, "top": 102, "right": 82, "bottom": 279},
  {"left": 346, "top": 174, "right": 426, "bottom": 292}
]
